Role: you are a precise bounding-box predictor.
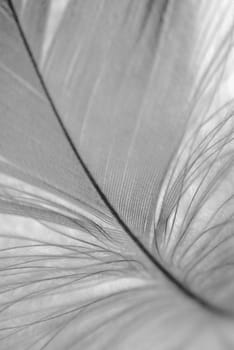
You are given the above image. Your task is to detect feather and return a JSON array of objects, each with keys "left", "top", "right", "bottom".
[{"left": 0, "top": 0, "right": 233, "bottom": 349}]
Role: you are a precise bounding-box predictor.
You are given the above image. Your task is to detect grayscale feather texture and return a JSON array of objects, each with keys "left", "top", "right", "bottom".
[{"left": 0, "top": 0, "right": 233, "bottom": 349}]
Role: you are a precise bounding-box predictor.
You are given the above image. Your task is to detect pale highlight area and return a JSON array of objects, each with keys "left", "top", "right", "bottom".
[
  {"left": 40, "top": 0, "right": 70, "bottom": 66},
  {"left": 154, "top": 0, "right": 234, "bottom": 234}
]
